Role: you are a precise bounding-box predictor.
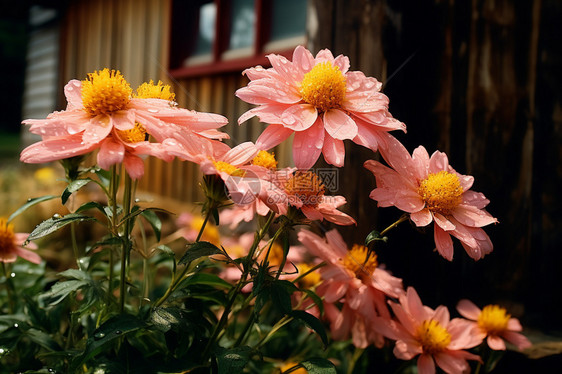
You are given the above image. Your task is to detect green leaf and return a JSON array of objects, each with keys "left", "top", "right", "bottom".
[
  {"left": 290, "top": 310, "right": 329, "bottom": 347},
  {"left": 70, "top": 314, "right": 145, "bottom": 371},
  {"left": 302, "top": 289, "right": 324, "bottom": 316},
  {"left": 27, "top": 213, "right": 96, "bottom": 242},
  {"left": 42, "top": 279, "right": 88, "bottom": 305},
  {"left": 25, "top": 328, "right": 62, "bottom": 351},
  {"left": 365, "top": 230, "right": 388, "bottom": 245},
  {"left": 141, "top": 209, "right": 162, "bottom": 241},
  {"left": 75, "top": 201, "right": 108, "bottom": 216},
  {"left": 178, "top": 241, "right": 223, "bottom": 265},
  {"left": 216, "top": 346, "right": 253, "bottom": 374},
  {"left": 61, "top": 178, "right": 93, "bottom": 205},
  {"left": 300, "top": 358, "right": 337, "bottom": 374},
  {"left": 180, "top": 272, "right": 233, "bottom": 289},
  {"left": 270, "top": 281, "right": 296, "bottom": 315},
  {"left": 8, "top": 195, "right": 57, "bottom": 223}
]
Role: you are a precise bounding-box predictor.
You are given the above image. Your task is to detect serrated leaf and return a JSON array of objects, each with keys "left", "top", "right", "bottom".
[
  {"left": 300, "top": 358, "right": 337, "bottom": 374},
  {"left": 290, "top": 310, "right": 329, "bottom": 347},
  {"left": 27, "top": 213, "right": 96, "bottom": 242},
  {"left": 216, "top": 346, "right": 253, "bottom": 374},
  {"left": 178, "top": 241, "right": 223, "bottom": 265},
  {"left": 141, "top": 209, "right": 162, "bottom": 241},
  {"left": 61, "top": 178, "right": 93, "bottom": 205},
  {"left": 8, "top": 195, "right": 57, "bottom": 223},
  {"left": 43, "top": 279, "right": 88, "bottom": 305}
]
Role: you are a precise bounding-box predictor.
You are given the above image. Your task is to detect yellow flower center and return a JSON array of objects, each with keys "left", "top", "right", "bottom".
[
  {"left": 296, "top": 263, "right": 322, "bottom": 289},
  {"left": 299, "top": 62, "right": 346, "bottom": 112},
  {"left": 285, "top": 171, "right": 325, "bottom": 207},
  {"left": 81, "top": 69, "right": 132, "bottom": 116},
  {"left": 418, "top": 171, "right": 464, "bottom": 214},
  {"left": 280, "top": 362, "right": 307, "bottom": 374},
  {"left": 0, "top": 218, "right": 16, "bottom": 256},
  {"left": 477, "top": 305, "right": 510, "bottom": 335},
  {"left": 135, "top": 80, "right": 176, "bottom": 101},
  {"left": 251, "top": 150, "right": 278, "bottom": 169},
  {"left": 213, "top": 161, "right": 246, "bottom": 177},
  {"left": 116, "top": 122, "right": 148, "bottom": 143},
  {"left": 342, "top": 244, "right": 378, "bottom": 278},
  {"left": 416, "top": 320, "right": 451, "bottom": 354}
]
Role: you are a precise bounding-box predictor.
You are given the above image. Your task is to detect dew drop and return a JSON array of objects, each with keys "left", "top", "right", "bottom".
[
  {"left": 147, "top": 109, "right": 158, "bottom": 113},
  {"left": 94, "top": 332, "right": 106, "bottom": 340},
  {"left": 10, "top": 273, "right": 15, "bottom": 278},
  {"left": 13, "top": 323, "right": 19, "bottom": 328},
  {"left": 48, "top": 369, "right": 56, "bottom": 373},
  {"left": 134, "top": 198, "right": 140, "bottom": 203},
  {"left": 27, "top": 198, "right": 32, "bottom": 202},
  {"left": 53, "top": 214, "right": 62, "bottom": 219},
  {"left": 115, "top": 330, "right": 122, "bottom": 335}
]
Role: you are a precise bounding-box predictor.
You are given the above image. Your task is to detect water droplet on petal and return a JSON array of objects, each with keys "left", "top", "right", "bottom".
[{"left": 147, "top": 109, "right": 158, "bottom": 113}]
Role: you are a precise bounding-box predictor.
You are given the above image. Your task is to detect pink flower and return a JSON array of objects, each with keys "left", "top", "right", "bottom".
[
  {"left": 284, "top": 170, "right": 356, "bottom": 226},
  {"left": 0, "top": 218, "right": 41, "bottom": 264},
  {"left": 374, "top": 287, "right": 482, "bottom": 374},
  {"left": 365, "top": 137, "right": 498, "bottom": 260},
  {"left": 21, "top": 71, "right": 228, "bottom": 179},
  {"left": 457, "top": 299, "right": 532, "bottom": 351},
  {"left": 236, "top": 46, "right": 405, "bottom": 169},
  {"left": 298, "top": 229, "right": 403, "bottom": 347}
]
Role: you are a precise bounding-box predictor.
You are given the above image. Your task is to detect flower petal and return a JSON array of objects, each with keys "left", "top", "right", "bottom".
[
  {"left": 322, "top": 135, "right": 345, "bottom": 167},
  {"left": 323, "top": 109, "right": 358, "bottom": 140},
  {"left": 281, "top": 104, "right": 318, "bottom": 131},
  {"left": 256, "top": 124, "right": 294, "bottom": 150},
  {"left": 97, "top": 138, "right": 125, "bottom": 170},
  {"left": 292, "top": 118, "right": 324, "bottom": 169}
]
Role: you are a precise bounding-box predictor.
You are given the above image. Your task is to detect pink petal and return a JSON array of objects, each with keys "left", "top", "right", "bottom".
[
  {"left": 255, "top": 124, "right": 294, "bottom": 150},
  {"left": 507, "top": 318, "right": 523, "bottom": 332},
  {"left": 322, "top": 135, "right": 345, "bottom": 167},
  {"left": 281, "top": 104, "right": 318, "bottom": 131},
  {"left": 123, "top": 154, "right": 145, "bottom": 180},
  {"left": 406, "top": 287, "right": 429, "bottom": 323},
  {"left": 433, "top": 305, "right": 451, "bottom": 327},
  {"left": 323, "top": 109, "right": 358, "bottom": 140},
  {"left": 434, "top": 213, "right": 456, "bottom": 231},
  {"left": 292, "top": 118, "right": 324, "bottom": 169},
  {"left": 301, "top": 205, "right": 325, "bottom": 221},
  {"left": 462, "top": 190, "right": 490, "bottom": 209},
  {"left": 487, "top": 335, "right": 506, "bottom": 350},
  {"left": 456, "top": 299, "right": 481, "bottom": 321},
  {"left": 64, "top": 80, "right": 84, "bottom": 110},
  {"left": 333, "top": 54, "right": 350, "bottom": 73},
  {"left": 317, "top": 204, "right": 356, "bottom": 226},
  {"left": 292, "top": 45, "right": 315, "bottom": 75},
  {"left": 324, "top": 229, "right": 351, "bottom": 258},
  {"left": 452, "top": 204, "right": 497, "bottom": 227},
  {"left": 111, "top": 110, "right": 136, "bottom": 131},
  {"left": 502, "top": 331, "right": 532, "bottom": 350},
  {"left": 417, "top": 354, "right": 435, "bottom": 374},
  {"left": 434, "top": 225, "right": 454, "bottom": 261},
  {"left": 97, "top": 138, "right": 125, "bottom": 169},
  {"left": 222, "top": 142, "right": 259, "bottom": 165},
  {"left": 411, "top": 209, "right": 433, "bottom": 227},
  {"left": 20, "top": 135, "right": 97, "bottom": 163},
  {"left": 428, "top": 151, "right": 450, "bottom": 173},
  {"left": 83, "top": 115, "right": 113, "bottom": 144},
  {"left": 434, "top": 352, "right": 470, "bottom": 374},
  {"left": 15, "top": 247, "right": 42, "bottom": 264}
]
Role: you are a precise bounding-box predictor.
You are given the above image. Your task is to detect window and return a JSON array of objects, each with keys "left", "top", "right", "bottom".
[{"left": 169, "top": 0, "right": 307, "bottom": 78}]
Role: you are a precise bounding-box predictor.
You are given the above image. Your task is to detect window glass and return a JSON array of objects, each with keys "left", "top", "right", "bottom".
[
  {"left": 192, "top": 2, "right": 216, "bottom": 57},
  {"left": 228, "top": 0, "right": 255, "bottom": 51},
  {"left": 270, "top": 0, "right": 307, "bottom": 42}
]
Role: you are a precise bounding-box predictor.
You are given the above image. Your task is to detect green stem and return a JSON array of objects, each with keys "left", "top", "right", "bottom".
[
  {"left": 379, "top": 214, "right": 409, "bottom": 237},
  {"left": 202, "top": 211, "right": 277, "bottom": 360},
  {"left": 153, "top": 208, "right": 213, "bottom": 308},
  {"left": 107, "top": 165, "right": 119, "bottom": 301},
  {"left": 2, "top": 263, "right": 15, "bottom": 313},
  {"left": 347, "top": 347, "right": 364, "bottom": 374},
  {"left": 119, "top": 173, "right": 134, "bottom": 313},
  {"left": 70, "top": 221, "right": 82, "bottom": 270}
]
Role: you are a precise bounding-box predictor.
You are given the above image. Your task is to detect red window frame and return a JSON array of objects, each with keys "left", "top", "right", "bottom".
[{"left": 168, "top": 0, "right": 304, "bottom": 78}]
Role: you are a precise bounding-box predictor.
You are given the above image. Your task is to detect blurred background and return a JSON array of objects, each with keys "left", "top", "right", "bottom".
[{"left": 1, "top": 0, "right": 561, "bottom": 370}]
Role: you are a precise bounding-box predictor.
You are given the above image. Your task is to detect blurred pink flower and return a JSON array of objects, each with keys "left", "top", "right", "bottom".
[
  {"left": 298, "top": 229, "right": 403, "bottom": 347},
  {"left": 284, "top": 171, "right": 356, "bottom": 226},
  {"left": 374, "top": 287, "right": 482, "bottom": 374},
  {"left": 457, "top": 299, "right": 532, "bottom": 351},
  {"left": 365, "top": 137, "right": 497, "bottom": 260},
  {"left": 236, "top": 45, "right": 405, "bottom": 169},
  {"left": 0, "top": 219, "right": 40, "bottom": 264},
  {"left": 21, "top": 70, "right": 228, "bottom": 179}
]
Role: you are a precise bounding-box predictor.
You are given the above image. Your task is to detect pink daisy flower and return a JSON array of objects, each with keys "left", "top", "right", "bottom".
[
  {"left": 457, "top": 299, "right": 532, "bottom": 351},
  {"left": 236, "top": 45, "right": 405, "bottom": 169},
  {"left": 0, "top": 218, "right": 41, "bottom": 264},
  {"left": 365, "top": 137, "right": 498, "bottom": 260},
  {"left": 374, "top": 287, "right": 483, "bottom": 374},
  {"left": 297, "top": 229, "right": 403, "bottom": 347},
  {"left": 21, "top": 71, "right": 228, "bottom": 179}
]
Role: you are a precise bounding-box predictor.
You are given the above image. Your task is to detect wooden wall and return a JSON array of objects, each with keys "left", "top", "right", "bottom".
[{"left": 309, "top": 0, "right": 562, "bottom": 332}]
